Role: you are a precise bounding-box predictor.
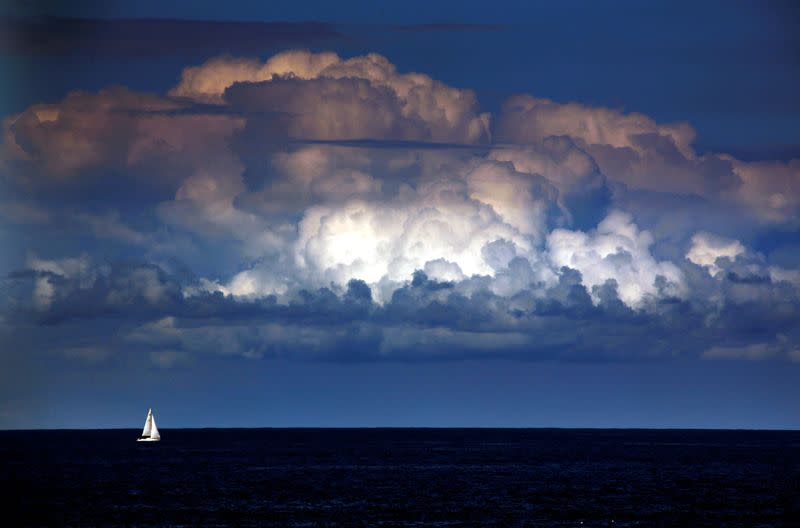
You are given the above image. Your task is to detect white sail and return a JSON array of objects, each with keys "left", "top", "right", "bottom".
[
  {"left": 149, "top": 415, "right": 161, "bottom": 440},
  {"left": 141, "top": 408, "right": 153, "bottom": 437},
  {"left": 137, "top": 408, "right": 160, "bottom": 441}
]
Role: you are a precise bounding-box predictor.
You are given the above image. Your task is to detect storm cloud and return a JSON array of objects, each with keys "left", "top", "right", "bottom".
[{"left": 2, "top": 50, "right": 799, "bottom": 367}]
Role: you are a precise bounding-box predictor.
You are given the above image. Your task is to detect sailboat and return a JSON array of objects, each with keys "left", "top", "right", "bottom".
[{"left": 137, "top": 408, "right": 161, "bottom": 442}]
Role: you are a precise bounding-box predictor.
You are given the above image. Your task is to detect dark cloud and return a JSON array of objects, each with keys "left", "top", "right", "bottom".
[
  {"left": 0, "top": 16, "right": 342, "bottom": 57},
  {"left": 5, "top": 246, "right": 798, "bottom": 365}
]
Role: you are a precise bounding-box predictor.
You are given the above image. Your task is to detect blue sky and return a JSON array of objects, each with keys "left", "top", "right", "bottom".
[{"left": 1, "top": 0, "right": 799, "bottom": 429}]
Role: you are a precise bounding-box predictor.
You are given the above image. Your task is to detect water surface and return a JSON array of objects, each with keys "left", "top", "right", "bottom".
[{"left": 2, "top": 428, "right": 798, "bottom": 526}]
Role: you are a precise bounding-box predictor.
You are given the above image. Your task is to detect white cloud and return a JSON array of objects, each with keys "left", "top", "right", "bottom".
[
  {"left": 464, "top": 160, "right": 559, "bottom": 241},
  {"left": 547, "top": 211, "right": 685, "bottom": 308},
  {"left": 423, "top": 259, "right": 466, "bottom": 282},
  {"left": 292, "top": 173, "right": 546, "bottom": 297},
  {"left": 686, "top": 232, "right": 746, "bottom": 276}
]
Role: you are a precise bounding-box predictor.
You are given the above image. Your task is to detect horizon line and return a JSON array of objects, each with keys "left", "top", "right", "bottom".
[{"left": 2, "top": 425, "right": 798, "bottom": 432}]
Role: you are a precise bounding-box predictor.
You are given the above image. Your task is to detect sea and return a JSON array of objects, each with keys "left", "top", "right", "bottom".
[{"left": 1, "top": 428, "right": 799, "bottom": 527}]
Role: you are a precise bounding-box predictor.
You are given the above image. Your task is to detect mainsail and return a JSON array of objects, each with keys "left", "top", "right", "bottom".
[{"left": 141, "top": 408, "right": 153, "bottom": 437}]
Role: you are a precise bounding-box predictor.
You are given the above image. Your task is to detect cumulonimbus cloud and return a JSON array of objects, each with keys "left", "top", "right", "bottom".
[{"left": 2, "top": 49, "right": 799, "bottom": 365}]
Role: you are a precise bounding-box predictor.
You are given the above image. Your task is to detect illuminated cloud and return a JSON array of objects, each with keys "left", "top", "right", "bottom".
[
  {"left": 498, "top": 94, "right": 696, "bottom": 157},
  {"left": 2, "top": 49, "right": 799, "bottom": 363},
  {"left": 170, "top": 51, "right": 342, "bottom": 103},
  {"left": 174, "top": 50, "right": 491, "bottom": 143},
  {"left": 497, "top": 94, "right": 743, "bottom": 201},
  {"left": 293, "top": 180, "right": 542, "bottom": 293},
  {"left": 547, "top": 211, "right": 685, "bottom": 308},
  {"left": 686, "top": 232, "right": 746, "bottom": 276}
]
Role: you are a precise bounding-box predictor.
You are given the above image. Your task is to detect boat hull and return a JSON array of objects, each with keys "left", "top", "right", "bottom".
[{"left": 136, "top": 437, "right": 160, "bottom": 442}]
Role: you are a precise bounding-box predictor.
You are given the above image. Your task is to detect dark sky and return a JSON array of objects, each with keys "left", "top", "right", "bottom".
[{"left": 1, "top": 0, "right": 799, "bottom": 429}]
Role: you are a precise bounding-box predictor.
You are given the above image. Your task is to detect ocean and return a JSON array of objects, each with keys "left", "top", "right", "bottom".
[{"left": 2, "top": 428, "right": 799, "bottom": 527}]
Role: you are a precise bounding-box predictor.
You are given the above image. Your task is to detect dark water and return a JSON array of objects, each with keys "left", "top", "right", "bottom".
[{"left": 2, "top": 428, "right": 799, "bottom": 527}]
